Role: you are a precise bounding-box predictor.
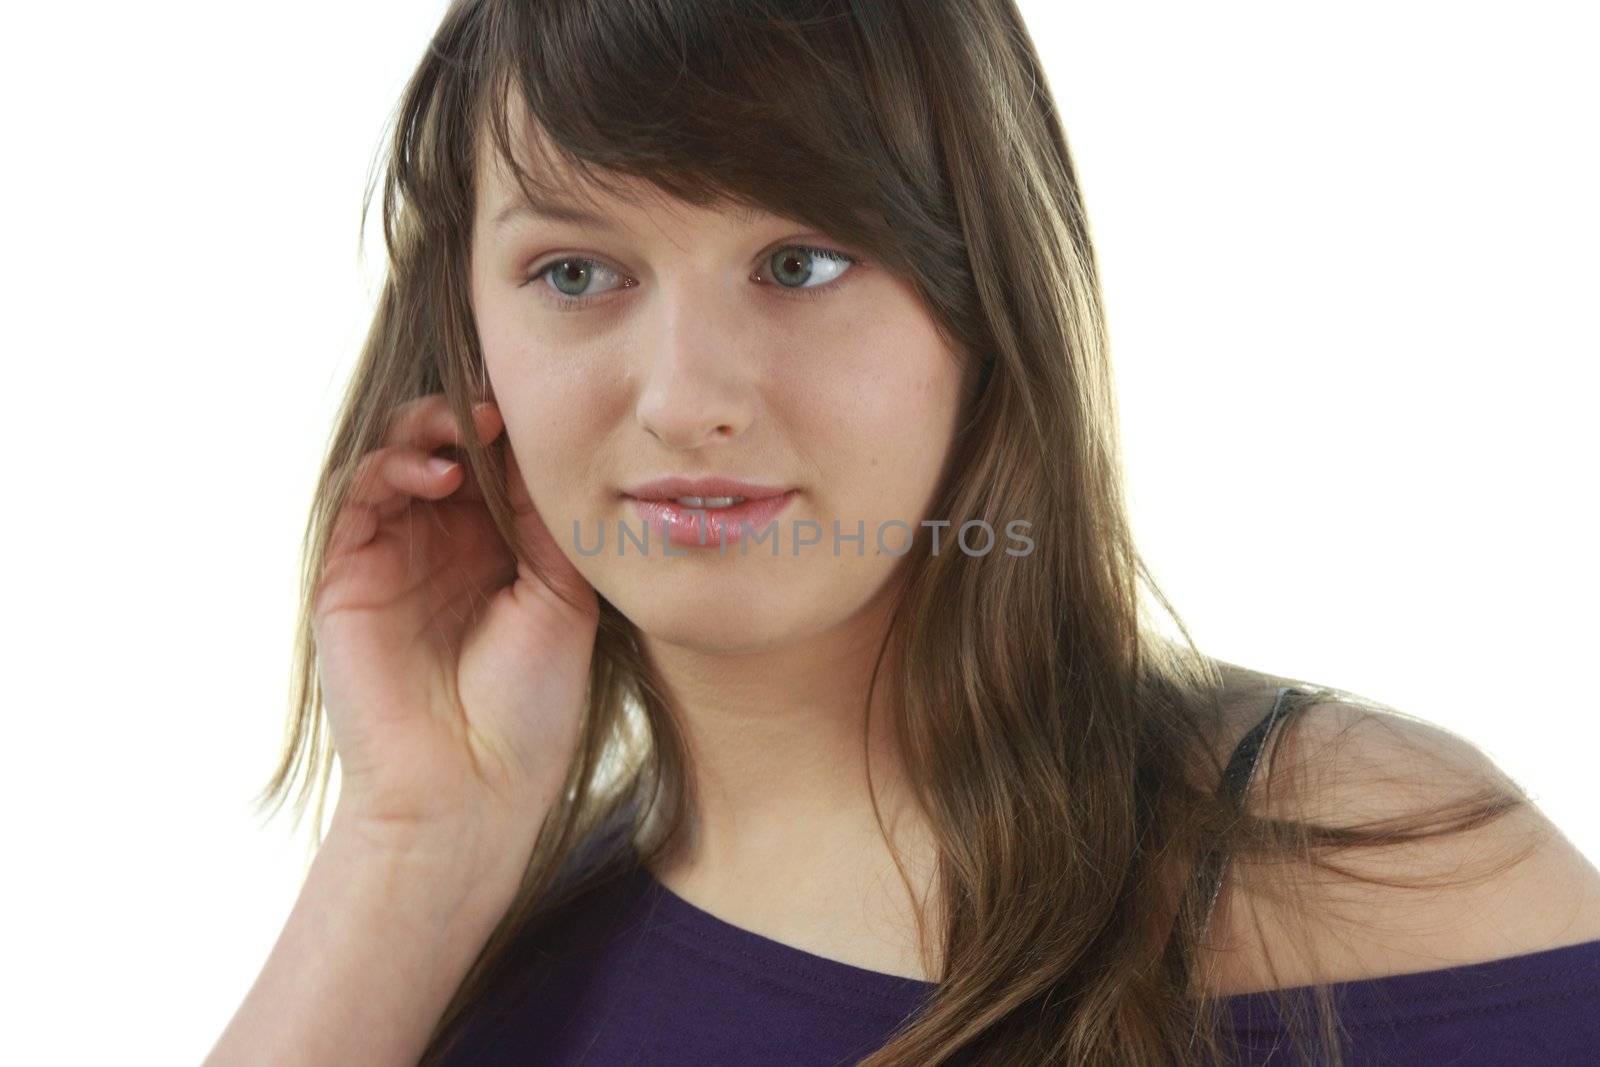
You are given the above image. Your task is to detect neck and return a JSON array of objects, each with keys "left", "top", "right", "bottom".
[{"left": 637, "top": 586, "right": 930, "bottom": 892}]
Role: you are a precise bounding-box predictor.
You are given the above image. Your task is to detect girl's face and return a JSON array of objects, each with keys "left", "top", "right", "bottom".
[{"left": 469, "top": 141, "right": 968, "bottom": 653}]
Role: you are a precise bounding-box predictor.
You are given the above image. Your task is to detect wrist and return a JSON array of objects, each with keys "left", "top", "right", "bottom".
[
  {"left": 206, "top": 808, "right": 530, "bottom": 1066},
  {"left": 324, "top": 802, "right": 536, "bottom": 916}
]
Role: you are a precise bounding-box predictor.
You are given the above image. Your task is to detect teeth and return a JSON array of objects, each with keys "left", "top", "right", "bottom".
[{"left": 674, "top": 495, "right": 745, "bottom": 508}]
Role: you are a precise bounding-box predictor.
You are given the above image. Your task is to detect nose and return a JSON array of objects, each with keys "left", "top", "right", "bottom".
[{"left": 632, "top": 283, "right": 756, "bottom": 450}]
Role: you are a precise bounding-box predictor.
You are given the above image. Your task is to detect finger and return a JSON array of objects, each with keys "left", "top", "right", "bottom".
[
  {"left": 382, "top": 448, "right": 466, "bottom": 499},
  {"left": 380, "top": 394, "right": 447, "bottom": 449},
  {"left": 425, "top": 403, "right": 503, "bottom": 475},
  {"left": 419, "top": 402, "right": 505, "bottom": 459},
  {"left": 340, "top": 448, "right": 398, "bottom": 516},
  {"left": 326, "top": 494, "right": 380, "bottom": 560},
  {"left": 343, "top": 445, "right": 435, "bottom": 509},
  {"left": 439, "top": 403, "right": 511, "bottom": 501},
  {"left": 384, "top": 394, "right": 505, "bottom": 454},
  {"left": 328, "top": 447, "right": 463, "bottom": 558},
  {"left": 361, "top": 395, "right": 491, "bottom": 500},
  {"left": 448, "top": 448, "right": 494, "bottom": 503},
  {"left": 331, "top": 398, "right": 503, "bottom": 561}
]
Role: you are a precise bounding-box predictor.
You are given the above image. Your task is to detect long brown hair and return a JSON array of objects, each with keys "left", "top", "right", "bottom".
[{"left": 254, "top": 2, "right": 1531, "bottom": 1062}]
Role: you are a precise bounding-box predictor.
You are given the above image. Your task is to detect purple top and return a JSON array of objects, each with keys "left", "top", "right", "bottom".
[{"left": 433, "top": 860, "right": 1600, "bottom": 1065}]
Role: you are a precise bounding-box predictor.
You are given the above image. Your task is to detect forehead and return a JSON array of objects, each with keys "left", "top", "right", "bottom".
[
  {"left": 476, "top": 116, "right": 601, "bottom": 210},
  {"left": 474, "top": 121, "right": 773, "bottom": 238}
]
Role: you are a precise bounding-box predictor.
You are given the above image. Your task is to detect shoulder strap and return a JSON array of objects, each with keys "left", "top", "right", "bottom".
[
  {"left": 1215, "top": 685, "right": 1297, "bottom": 808},
  {"left": 1187, "top": 685, "right": 1305, "bottom": 933}
]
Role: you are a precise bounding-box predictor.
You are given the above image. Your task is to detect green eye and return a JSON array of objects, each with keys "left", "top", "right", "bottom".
[
  {"left": 538, "top": 257, "right": 625, "bottom": 299},
  {"left": 524, "top": 243, "right": 862, "bottom": 313},
  {"left": 765, "top": 246, "right": 854, "bottom": 289}
]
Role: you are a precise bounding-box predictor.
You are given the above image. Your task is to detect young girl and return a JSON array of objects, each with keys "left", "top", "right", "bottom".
[{"left": 206, "top": 2, "right": 1600, "bottom": 1064}]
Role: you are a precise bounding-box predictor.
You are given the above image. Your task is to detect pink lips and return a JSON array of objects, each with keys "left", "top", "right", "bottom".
[
  {"left": 624, "top": 476, "right": 791, "bottom": 502},
  {"left": 625, "top": 490, "right": 798, "bottom": 549}
]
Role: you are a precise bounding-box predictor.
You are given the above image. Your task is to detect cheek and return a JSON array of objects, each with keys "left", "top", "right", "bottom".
[
  {"left": 479, "top": 294, "right": 608, "bottom": 417},
  {"left": 790, "top": 304, "right": 962, "bottom": 486},
  {"left": 479, "top": 330, "right": 618, "bottom": 504}
]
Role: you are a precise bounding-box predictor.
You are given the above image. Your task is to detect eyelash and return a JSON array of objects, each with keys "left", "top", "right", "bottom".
[{"left": 522, "top": 245, "right": 864, "bottom": 313}]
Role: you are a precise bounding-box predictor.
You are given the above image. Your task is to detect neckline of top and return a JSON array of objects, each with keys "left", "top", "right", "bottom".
[
  {"left": 629, "top": 861, "right": 940, "bottom": 1000},
  {"left": 627, "top": 862, "right": 1600, "bottom": 1016}
]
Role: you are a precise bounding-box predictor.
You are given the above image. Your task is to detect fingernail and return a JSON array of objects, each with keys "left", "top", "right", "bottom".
[{"left": 428, "top": 457, "right": 459, "bottom": 477}]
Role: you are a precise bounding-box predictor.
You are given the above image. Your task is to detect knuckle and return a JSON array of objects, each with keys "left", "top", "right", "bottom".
[{"left": 383, "top": 393, "right": 448, "bottom": 446}]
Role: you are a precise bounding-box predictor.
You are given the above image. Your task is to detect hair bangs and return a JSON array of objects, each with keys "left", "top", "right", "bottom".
[{"left": 474, "top": 0, "right": 948, "bottom": 280}]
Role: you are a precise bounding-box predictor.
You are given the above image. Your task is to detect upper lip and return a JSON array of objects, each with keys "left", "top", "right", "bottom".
[{"left": 624, "top": 477, "right": 792, "bottom": 501}]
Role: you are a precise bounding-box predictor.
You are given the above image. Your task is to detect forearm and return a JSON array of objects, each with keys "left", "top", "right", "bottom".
[{"left": 203, "top": 813, "right": 525, "bottom": 1067}]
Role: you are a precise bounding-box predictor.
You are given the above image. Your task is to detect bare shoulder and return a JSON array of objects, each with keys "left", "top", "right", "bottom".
[{"left": 1196, "top": 689, "right": 1600, "bottom": 996}]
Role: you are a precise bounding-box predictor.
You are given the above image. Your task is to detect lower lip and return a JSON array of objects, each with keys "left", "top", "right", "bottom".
[{"left": 627, "top": 491, "right": 798, "bottom": 549}]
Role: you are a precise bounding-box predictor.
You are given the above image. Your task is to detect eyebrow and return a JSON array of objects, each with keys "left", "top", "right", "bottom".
[
  {"left": 489, "top": 193, "right": 771, "bottom": 236},
  {"left": 490, "top": 194, "right": 620, "bottom": 235}
]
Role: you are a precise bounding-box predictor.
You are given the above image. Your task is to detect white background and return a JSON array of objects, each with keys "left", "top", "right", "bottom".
[{"left": 3, "top": 2, "right": 1594, "bottom": 1063}]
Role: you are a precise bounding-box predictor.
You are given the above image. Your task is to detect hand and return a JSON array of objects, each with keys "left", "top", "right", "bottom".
[{"left": 310, "top": 394, "right": 599, "bottom": 846}]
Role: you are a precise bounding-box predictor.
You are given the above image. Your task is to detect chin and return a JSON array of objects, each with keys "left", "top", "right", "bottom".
[
  {"left": 633, "top": 613, "right": 798, "bottom": 656},
  {"left": 608, "top": 576, "right": 830, "bottom": 653}
]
